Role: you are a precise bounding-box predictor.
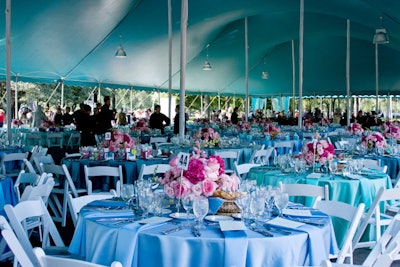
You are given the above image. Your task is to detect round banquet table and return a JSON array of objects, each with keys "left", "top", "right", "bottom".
[{"left": 68, "top": 200, "right": 338, "bottom": 267}]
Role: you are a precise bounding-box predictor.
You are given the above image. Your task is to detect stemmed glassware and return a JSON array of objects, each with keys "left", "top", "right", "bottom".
[
  {"left": 328, "top": 161, "right": 338, "bottom": 179},
  {"left": 274, "top": 192, "right": 289, "bottom": 217},
  {"left": 138, "top": 189, "right": 154, "bottom": 218},
  {"left": 182, "top": 196, "right": 194, "bottom": 226},
  {"left": 192, "top": 196, "right": 209, "bottom": 228},
  {"left": 121, "top": 184, "right": 135, "bottom": 207},
  {"left": 250, "top": 195, "right": 265, "bottom": 225}
]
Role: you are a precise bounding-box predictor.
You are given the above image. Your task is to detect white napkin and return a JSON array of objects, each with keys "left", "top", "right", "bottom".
[
  {"left": 283, "top": 209, "right": 312, "bottom": 217},
  {"left": 219, "top": 221, "right": 246, "bottom": 231},
  {"left": 136, "top": 216, "right": 172, "bottom": 224},
  {"left": 267, "top": 217, "right": 304, "bottom": 228},
  {"left": 306, "top": 173, "right": 322, "bottom": 179}
]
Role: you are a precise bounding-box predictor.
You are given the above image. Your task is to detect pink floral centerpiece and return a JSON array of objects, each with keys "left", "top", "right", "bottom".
[
  {"left": 159, "top": 144, "right": 240, "bottom": 201},
  {"left": 263, "top": 124, "right": 281, "bottom": 139},
  {"left": 102, "top": 129, "right": 136, "bottom": 151},
  {"left": 347, "top": 122, "right": 364, "bottom": 135},
  {"left": 40, "top": 120, "right": 55, "bottom": 129},
  {"left": 11, "top": 119, "right": 23, "bottom": 128},
  {"left": 236, "top": 121, "right": 251, "bottom": 132},
  {"left": 301, "top": 139, "right": 335, "bottom": 165},
  {"left": 361, "top": 132, "right": 387, "bottom": 150},
  {"left": 131, "top": 118, "right": 149, "bottom": 132},
  {"left": 303, "top": 118, "right": 314, "bottom": 130},
  {"left": 381, "top": 120, "right": 400, "bottom": 139},
  {"left": 193, "top": 127, "right": 220, "bottom": 147}
]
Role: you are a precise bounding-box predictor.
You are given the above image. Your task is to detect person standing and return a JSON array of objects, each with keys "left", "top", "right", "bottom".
[
  {"left": 149, "top": 104, "right": 170, "bottom": 134},
  {"left": 32, "top": 105, "right": 48, "bottom": 128},
  {"left": 80, "top": 104, "right": 96, "bottom": 146},
  {"left": 99, "top": 96, "right": 114, "bottom": 133},
  {"left": 116, "top": 108, "right": 127, "bottom": 126},
  {"left": 53, "top": 106, "right": 63, "bottom": 126},
  {"left": 174, "top": 104, "right": 188, "bottom": 134},
  {"left": 231, "top": 107, "right": 239, "bottom": 125},
  {"left": 62, "top": 107, "right": 73, "bottom": 125},
  {"left": 73, "top": 103, "right": 85, "bottom": 131}
]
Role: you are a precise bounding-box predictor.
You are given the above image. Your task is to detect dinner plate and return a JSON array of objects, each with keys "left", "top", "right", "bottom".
[
  {"left": 169, "top": 212, "right": 195, "bottom": 220},
  {"left": 205, "top": 215, "right": 234, "bottom": 222},
  {"left": 231, "top": 213, "right": 242, "bottom": 219}
]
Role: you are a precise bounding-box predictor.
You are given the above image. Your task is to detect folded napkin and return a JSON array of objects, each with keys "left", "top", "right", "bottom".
[
  {"left": 222, "top": 229, "right": 248, "bottom": 267},
  {"left": 208, "top": 197, "right": 225, "bottom": 215}
]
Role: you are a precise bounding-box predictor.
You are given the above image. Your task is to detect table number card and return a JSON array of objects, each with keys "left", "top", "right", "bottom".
[{"left": 177, "top": 152, "right": 190, "bottom": 170}]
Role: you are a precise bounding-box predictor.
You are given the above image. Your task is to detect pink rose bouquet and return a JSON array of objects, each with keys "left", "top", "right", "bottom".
[
  {"left": 361, "top": 132, "right": 387, "bottom": 150},
  {"left": 301, "top": 139, "right": 335, "bottom": 165},
  {"left": 236, "top": 121, "right": 251, "bottom": 131},
  {"left": 102, "top": 129, "right": 136, "bottom": 151},
  {"left": 131, "top": 118, "right": 148, "bottom": 131},
  {"left": 347, "top": 122, "right": 364, "bottom": 135},
  {"left": 381, "top": 120, "right": 400, "bottom": 139},
  {"left": 193, "top": 127, "right": 220, "bottom": 147},
  {"left": 303, "top": 119, "right": 314, "bottom": 130},
  {"left": 159, "top": 144, "right": 239, "bottom": 199}
]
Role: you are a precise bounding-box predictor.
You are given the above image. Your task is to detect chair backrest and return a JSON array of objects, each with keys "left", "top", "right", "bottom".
[
  {"left": 353, "top": 186, "right": 400, "bottom": 250},
  {"left": 25, "top": 133, "right": 42, "bottom": 147},
  {"left": 66, "top": 132, "right": 81, "bottom": 148},
  {"left": 4, "top": 198, "right": 65, "bottom": 262},
  {"left": 249, "top": 147, "right": 274, "bottom": 165},
  {"left": 24, "top": 158, "right": 37, "bottom": 174},
  {"left": 362, "top": 158, "right": 387, "bottom": 173},
  {"left": 213, "top": 151, "right": 239, "bottom": 172},
  {"left": 1, "top": 152, "right": 29, "bottom": 176},
  {"left": 363, "top": 214, "right": 400, "bottom": 267},
  {"left": 84, "top": 165, "right": 123, "bottom": 195},
  {"left": 65, "top": 152, "right": 82, "bottom": 159},
  {"left": 47, "top": 132, "right": 64, "bottom": 148},
  {"left": 34, "top": 154, "right": 55, "bottom": 174},
  {"left": 273, "top": 141, "right": 293, "bottom": 155},
  {"left": 33, "top": 247, "right": 122, "bottom": 267},
  {"left": 14, "top": 170, "right": 40, "bottom": 201},
  {"left": 314, "top": 199, "right": 365, "bottom": 264},
  {"left": 67, "top": 193, "right": 113, "bottom": 226},
  {"left": 138, "top": 164, "right": 171, "bottom": 180},
  {"left": 0, "top": 215, "right": 36, "bottom": 267},
  {"left": 149, "top": 136, "right": 168, "bottom": 145},
  {"left": 234, "top": 162, "right": 260, "bottom": 180},
  {"left": 20, "top": 177, "right": 55, "bottom": 204},
  {"left": 279, "top": 181, "right": 329, "bottom": 207}
]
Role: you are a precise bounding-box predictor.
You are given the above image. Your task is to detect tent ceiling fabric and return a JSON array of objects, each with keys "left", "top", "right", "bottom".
[{"left": 1, "top": 0, "right": 400, "bottom": 97}]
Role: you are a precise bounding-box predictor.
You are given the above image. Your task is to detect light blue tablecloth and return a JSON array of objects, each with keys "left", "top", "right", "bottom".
[{"left": 69, "top": 200, "right": 338, "bottom": 267}]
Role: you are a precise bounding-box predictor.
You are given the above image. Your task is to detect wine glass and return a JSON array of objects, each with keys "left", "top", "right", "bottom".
[
  {"left": 328, "top": 161, "right": 338, "bottom": 180},
  {"left": 192, "top": 196, "right": 209, "bottom": 228},
  {"left": 274, "top": 192, "right": 289, "bottom": 217},
  {"left": 182, "top": 195, "right": 194, "bottom": 226},
  {"left": 138, "top": 190, "right": 154, "bottom": 218},
  {"left": 236, "top": 193, "right": 250, "bottom": 216},
  {"left": 250, "top": 195, "right": 265, "bottom": 225},
  {"left": 121, "top": 184, "right": 134, "bottom": 207}
]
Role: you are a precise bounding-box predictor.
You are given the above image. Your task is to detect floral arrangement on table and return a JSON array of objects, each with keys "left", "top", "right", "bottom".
[
  {"left": 193, "top": 118, "right": 210, "bottom": 124},
  {"left": 102, "top": 129, "right": 136, "bottom": 151},
  {"left": 262, "top": 124, "right": 281, "bottom": 139},
  {"left": 301, "top": 139, "right": 335, "bottom": 165},
  {"left": 360, "top": 132, "right": 387, "bottom": 150},
  {"left": 11, "top": 119, "right": 23, "bottom": 128},
  {"left": 40, "top": 120, "right": 55, "bottom": 129},
  {"left": 131, "top": 118, "right": 149, "bottom": 132},
  {"left": 193, "top": 127, "right": 220, "bottom": 147},
  {"left": 381, "top": 120, "right": 400, "bottom": 139},
  {"left": 236, "top": 121, "right": 251, "bottom": 132},
  {"left": 303, "top": 118, "right": 314, "bottom": 130},
  {"left": 347, "top": 122, "right": 364, "bottom": 135},
  {"left": 159, "top": 144, "right": 240, "bottom": 201}
]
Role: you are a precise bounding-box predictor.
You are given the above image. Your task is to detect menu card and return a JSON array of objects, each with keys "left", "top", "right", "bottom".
[
  {"left": 219, "top": 221, "right": 247, "bottom": 231},
  {"left": 267, "top": 217, "right": 304, "bottom": 228},
  {"left": 283, "top": 209, "right": 312, "bottom": 217},
  {"left": 137, "top": 216, "right": 172, "bottom": 224}
]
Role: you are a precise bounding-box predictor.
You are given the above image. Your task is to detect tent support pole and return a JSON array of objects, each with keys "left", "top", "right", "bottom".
[
  {"left": 244, "top": 17, "right": 249, "bottom": 122},
  {"left": 6, "top": 0, "right": 12, "bottom": 143},
  {"left": 167, "top": 0, "right": 173, "bottom": 120},
  {"left": 44, "top": 82, "right": 61, "bottom": 107},
  {"left": 14, "top": 75, "right": 18, "bottom": 119},
  {"left": 346, "top": 19, "right": 351, "bottom": 126},
  {"left": 130, "top": 87, "right": 133, "bottom": 112},
  {"left": 298, "top": 0, "right": 304, "bottom": 128},
  {"left": 61, "top": 79, "right": 64, "bottom": 108},
  {"left": 292, "top": 40, "right": 296, "bottom": 112},
  {"left": 178, "top": 0, "right": 188, "bottom": 137}
]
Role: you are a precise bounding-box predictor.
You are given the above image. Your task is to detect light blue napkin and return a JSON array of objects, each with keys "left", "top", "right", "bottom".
[
  {"left": 223, "top": 230, "right": 248, "bottom": 267},
  {"left": 208, "top": 197, "right": 225, "bottom": 215}
]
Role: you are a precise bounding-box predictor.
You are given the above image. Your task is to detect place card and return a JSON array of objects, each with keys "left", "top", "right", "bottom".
[
  {"left": 137, "top": 216, "right": 172, "bottom": 224},
  {"left": 283, "top": 209, "right": 312, "bottom": 217},
  {"left": 267, "top": 217, "right": 304, "bottom": 228},
  {"left": 219, "top": 220, "right": 246, "bottom": 231}
]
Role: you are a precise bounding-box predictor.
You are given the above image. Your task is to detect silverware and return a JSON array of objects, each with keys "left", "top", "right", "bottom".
[
  {"left": 249, "top": 226, "right": 273, "bottom": 237},
  {"left": 191, "top": 226, "right": 201, "bottom": 237},
  {"left": 162, "top": 225, "right": 184, "bottom": 235},
  {"left": 285, "top": 216, "right": 324, "bottom": 227}
]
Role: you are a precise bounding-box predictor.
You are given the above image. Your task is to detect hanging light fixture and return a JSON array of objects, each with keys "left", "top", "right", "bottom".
[
  {"left": 115, "top": 35, "right": 127, "bottom": 58},
  {"left": 202, "top": 44, "right": 212, "bottom": 70},
  {"left": 261, "top": 57, "right": 269, "bottom": 79},
  {"left": 373, "top": 16, "right": 389, "bottom": 44}
]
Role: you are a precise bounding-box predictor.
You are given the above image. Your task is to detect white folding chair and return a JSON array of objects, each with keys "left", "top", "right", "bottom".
[
  {"left": 273, "top": 141, "right": 293, "bottom": 155},
  {"left": 24, "top": 158, "right": 38, "bottom": 174},
  {"left": 138, "top": 164, "right": 171, "bottom": 181},
  {"left": 14, "top": 170, "right": 40, "bottom": 201},
  {"left": 47, "top": 132, "right": 64, "bottom": 148},
  {"left": 20, "top": 177, "right": 55, "bottom": 204},
  {"left": 24, "top": 133, "right": 43, "bottom": 147},
  {"left": 249, "top": 146, "right": 274, "bottom": 165},
  {"left": 84, "top": 165, "right": 123, "bottom": 196},
  {"left": 34, "top": 154, "right": 55, "bottom": 175},
  {"left": 33, "top": 247, "right": 122, "bottom": 267},
  {"left": 234, "top": 161, "right": 260, "bottom": 180},
  {"left": 40, "top": 163, "right": 87, "bottom": 226},
  {"left": 0, "top": 215, "right": 35, "bottom": 267},
  {"left": 1, "top": 152, "right": 29, "bottom": 178},
  {"left": 67, "top": 193, "right": 113, "bottom": 227},
  {"left": 314, "top": 200, "right": 365, "bottom": 264},
  {"left": 320, "top": 214, "right": 400, "bottom": 267},
  {"left": 213, "top": 150, "right": 239, "bottom": 174},
  {"left": 5, "top": 198, "right": 72, "bottom": 266},
  {"left": 353, "top": 187, "right": 400, "bottom": 251},
  {"left": 64, "top": 152, "right": 81, "bottom": 159},
  {"left": 149, "top": 136, "right": 168, "bottom": 149},
  {"left": 362, "top": 158, "right": 387, "bottom": 173},
  {"left": 278, "top": 181, "right": 329, "bottom": 208},
  {"left": 66, "top": 132, "right": 81, "bottom": 149}
]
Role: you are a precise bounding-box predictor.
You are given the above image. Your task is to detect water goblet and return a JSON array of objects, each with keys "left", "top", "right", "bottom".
[
  {"left": 182, "top": 195, "right": 194, "bottom": 226},
  {"left": 121, "top": 184, "right": 134, "bottom": 207},
  {"left": 328, "top": 161, "right": 338, "bottom": 180},
  {"left": 192, "top": 196, "right": 209, "bottom": 228},
  {"left": 274, "top": 192, "right": 289, "bottom": 217},
  {"left": 250, "top": 195, "right": 265, "bottom": 225},
  {"left": 138, "top": 190, "right": 153, "bottom": 218}
]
